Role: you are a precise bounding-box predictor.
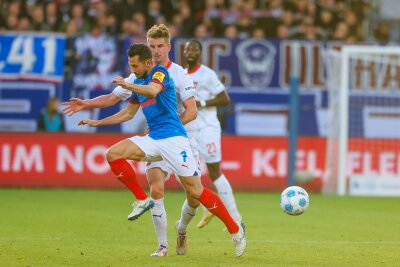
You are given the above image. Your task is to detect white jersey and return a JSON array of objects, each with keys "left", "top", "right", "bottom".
[
  {"left": 112, "top": 61, "right": 196, "bottom": 132},
  {"left": 186, "top": 64, "right": 225, "bottom": 129}
]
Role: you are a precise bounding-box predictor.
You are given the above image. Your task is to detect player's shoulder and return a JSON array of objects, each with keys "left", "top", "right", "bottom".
[
  {"left": 200, "top": 64, "right": 217, "bottom": 75},
  {"left": 169, "top": 61, "right": 186, "bottom": 74},
  {"left": 154, "top": 64, "right": 168, "bottom": 73}
]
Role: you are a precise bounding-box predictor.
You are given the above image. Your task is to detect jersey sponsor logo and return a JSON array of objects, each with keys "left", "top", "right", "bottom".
[
  {"left": 141, "top": 98, "right": 156, "bottom": 108},
  {"left": 185, "top": 86, "right": 195, "bottom": 91},
  {"left": 152, "top": 71, "right": 165, "bottom": 83}
]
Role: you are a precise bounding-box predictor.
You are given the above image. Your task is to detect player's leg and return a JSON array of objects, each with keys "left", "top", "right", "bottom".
[
  {"left": 160, "top": 136, "right": 246, "bottom": 256},
  {"left": 197, "top": 130, "right": 242, "bottom": 228},
  {"left": 207, "top": 161, "right": 242, "bottom": 223},
  {"left": 146, "top": 163, "right": 169, "bottom": 257},
  {"left": 178, "top": 175, "right": 246, "bottom": 256},
  {"left": 107, "top": 139, "right": 148, "bottom": 201},
  {"left": 107, "top": 136, "right": 161, "bottom": 220}
]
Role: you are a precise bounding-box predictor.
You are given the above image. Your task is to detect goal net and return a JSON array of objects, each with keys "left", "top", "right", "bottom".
[{"left": 323, "top": 45, "right": 400, "bottom": 196}]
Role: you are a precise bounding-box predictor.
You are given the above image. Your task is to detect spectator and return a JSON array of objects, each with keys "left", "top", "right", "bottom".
[
  {"left": 194, "top": 24, "right": 210, "bottom": 39},
  {"left": 224, "top": 24, "right": 238, "bottom": 39},
  {"left": 38, "top": 97, "right": 65, "bottom": 132}
]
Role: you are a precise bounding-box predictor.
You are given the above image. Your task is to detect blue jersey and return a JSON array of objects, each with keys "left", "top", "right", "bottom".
[{"left": 128, "top": 65, "right": 187, "bottom": 140}]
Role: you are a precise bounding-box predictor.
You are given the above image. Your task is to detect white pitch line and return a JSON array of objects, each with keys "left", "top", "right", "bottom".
[{"left": 1, "top": 237, "right": 399, "bottom": 245}]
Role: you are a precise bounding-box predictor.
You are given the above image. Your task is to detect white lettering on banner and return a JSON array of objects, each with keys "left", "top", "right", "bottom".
[
  {"left": 86, "top": 146, "right": 109, "bottom": 174},
  {"left": 252, "top": 149, "right": 275, "bottom": 176},
  {"left": 277, "top": 150, "right": 286, "bottom": 176},
  {"left": 363, "top": 152, "right": 375, "bottom": 175},
  {"left": 347, "top": 152, "right": 362, "bottom": 175},
  {"left": 11, "top": 144, "right": 43, "bottom": 172},
  {"left": 306, "top": 151, "right": 323, "bottom": 176},
  {"left": 380, "top": 152, "right": 395, "bottom": 175},
  {"left": 57, "top": 145, "right": 84, "bottom": 173},
  {"left": 346, "top": 151, "right": 400, "bottom": 176},
  {"left": 252, "top": 148, "right": 323, "bottom": 178},
  {"left": 1, "top": 144, "right": 11, "bottom": 171}
]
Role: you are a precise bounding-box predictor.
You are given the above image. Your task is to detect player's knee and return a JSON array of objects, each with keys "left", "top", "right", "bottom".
[
  {"left": 150, "top": 183, "right": 164, "bottom": 199},
  {"left": 185, "top": 185, "right": 203, "bottom": 200},
  {"left": 106, "top": 147, "right": 120, "bottom": 162}
]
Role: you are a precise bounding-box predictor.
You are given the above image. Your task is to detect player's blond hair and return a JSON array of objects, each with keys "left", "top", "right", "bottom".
[{"left": 147, "top": 24, "right": 171, "bottom": 43}]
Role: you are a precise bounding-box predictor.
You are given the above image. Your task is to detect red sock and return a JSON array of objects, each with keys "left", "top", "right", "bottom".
[
  {"left": 199, "top": 187, "right": 239, "bottom": 234},
  {"left": 108, "top": 159, "right": 147, "bottom": 200}
]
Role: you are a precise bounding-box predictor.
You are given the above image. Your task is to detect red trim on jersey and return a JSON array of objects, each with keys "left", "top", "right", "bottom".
[
  {"left": 151, "top": 79, "right": 164, "bottom": 90},
  {"left": 128, "top": 100, "right": 140, "bottom": 105},
  {"left": 187, "top": 64, "right": 201, "bottom": 74},
  {"left": 165, "top": 60, "right": 173, "bottom": 69}
]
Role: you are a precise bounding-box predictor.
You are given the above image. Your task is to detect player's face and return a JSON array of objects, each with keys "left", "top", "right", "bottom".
[
  {"left": 128, "top": 56, "right": 152, "bottom": 78},
  {"left": 184, "top": 42, "right": 201, "bottom": 65},
  {"left": 147, "top": 37, "right": 171, "bottom": 65}
]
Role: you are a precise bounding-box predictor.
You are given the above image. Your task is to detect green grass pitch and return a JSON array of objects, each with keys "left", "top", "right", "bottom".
[{"left": 0, "top": 188, "right": 399, "bottom": 267}]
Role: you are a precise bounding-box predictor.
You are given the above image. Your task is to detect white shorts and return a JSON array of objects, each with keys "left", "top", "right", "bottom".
[
  {"left": 196, "top": 127, "right": 221, "bottom": 163},
  {"left": 129, "top": 135, "right": 199, "bottom": 177},
  {"left": 145, "top": 130, "right": 201, "bottom": 179}
]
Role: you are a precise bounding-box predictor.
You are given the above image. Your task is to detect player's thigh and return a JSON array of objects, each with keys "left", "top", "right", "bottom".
[
  {"left": 187, "top": 130, "right": 201, "bottom": 175},
  {"left": 128, "top": 135, "right": 162, "bottom": 161},
  {"left": 157, "top": 136, "right": 199, "bottom": 178},
  {"left": 196, "top": 129, "right": 222, "bottom": 163},
  {"left": 106, "top": 138, "right": 145, "bottom": 161},
  {"left": 146, "top": 161, "right": 171, "bottom": 182}
]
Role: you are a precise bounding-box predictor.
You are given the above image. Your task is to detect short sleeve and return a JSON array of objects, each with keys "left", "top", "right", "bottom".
[
  {"left": 112, "top": 73, "right": 136, "bottom": 100},
  {"left": 208, "top": 70, "right": 226, "bottom": 95},
  {"left": 151, "top": 67, "right": 169, "bottom": 90},
  {"left": 175, "top": 70, "right": 195, "bottom": 102}
]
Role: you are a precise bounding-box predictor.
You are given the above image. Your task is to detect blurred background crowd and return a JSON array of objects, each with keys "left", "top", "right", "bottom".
[{"left": 0, "top": 0, "right": 399, "bottom": 43}]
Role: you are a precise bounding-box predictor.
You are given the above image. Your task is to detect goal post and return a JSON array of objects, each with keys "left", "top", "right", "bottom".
[{"left": 324, "top": 45, "right": 400, "bottom": 196}]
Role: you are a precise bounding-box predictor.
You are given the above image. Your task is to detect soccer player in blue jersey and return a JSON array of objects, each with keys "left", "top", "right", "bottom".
[{"left": 79, "top": 43, "right": 246, "bottom": 257}]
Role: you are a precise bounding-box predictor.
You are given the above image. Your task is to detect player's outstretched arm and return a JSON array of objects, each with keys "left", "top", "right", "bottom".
[
  {"left": 196, "top": 91, "right": 231, "bottom": 108},
  {"left": 78, "top": 102, "right": 140, "bottom": 127},
  {"left": 112, "top": 76, "right": 162, "bottom": 98},
  {"left": 180, "top": 96, "right": 197, "bottom": 125},
  {"left": 62, "top": 94, "right": 121, "bottom": 116}
]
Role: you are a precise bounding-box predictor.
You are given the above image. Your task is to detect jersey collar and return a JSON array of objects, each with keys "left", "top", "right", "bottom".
[
  {"left": 165, "top": 60, "right": 173, "bottom": 69},
  {"left": 187, "top": 64, "right": 201, "bottom": 74}
]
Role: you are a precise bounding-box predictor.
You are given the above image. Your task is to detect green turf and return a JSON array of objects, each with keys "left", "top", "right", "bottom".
[{"left": 0, "top": 189, "right": 399, "bottom": 267}]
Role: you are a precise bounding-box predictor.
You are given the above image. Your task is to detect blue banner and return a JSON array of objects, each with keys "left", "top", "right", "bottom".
[{"left": 0, "top": 32, "right": 66, "bottom": 82}]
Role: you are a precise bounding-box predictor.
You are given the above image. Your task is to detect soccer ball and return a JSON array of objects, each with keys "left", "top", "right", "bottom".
[{"left": 280, "top": 186, "right": 309, "bottom": 216}]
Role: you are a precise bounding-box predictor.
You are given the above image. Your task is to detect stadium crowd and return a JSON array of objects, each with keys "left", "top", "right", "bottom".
[{"left": 0, "top": 0, "right": 386, "bottom": 42}]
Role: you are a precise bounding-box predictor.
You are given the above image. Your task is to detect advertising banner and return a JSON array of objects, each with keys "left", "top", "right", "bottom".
[
  {"left": 2, "top": 133, "right": 400, "bottom": 193},
  {"left": 0, "top": 133, "right": 324, "bottom": 191}
]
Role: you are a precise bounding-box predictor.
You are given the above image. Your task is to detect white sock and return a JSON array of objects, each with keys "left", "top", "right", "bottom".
[
  {"left": 178, "top": 199, "right": 197, "bottom": 234},
  {"left": 214, "top": 174, "right": 241, "bottom": 220},
  {"left": 151, "top": 198, "right": 168, "bottom": 247}
]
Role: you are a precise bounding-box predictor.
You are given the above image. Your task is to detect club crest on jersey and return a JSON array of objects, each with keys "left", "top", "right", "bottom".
[{"left": 152, "top": 71, "right": 165, "bottom": 82}]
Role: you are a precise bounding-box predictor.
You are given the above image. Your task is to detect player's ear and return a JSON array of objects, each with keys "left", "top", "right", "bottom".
[{"left": 145, "top": 58, "right": 152, "bottom": 67}]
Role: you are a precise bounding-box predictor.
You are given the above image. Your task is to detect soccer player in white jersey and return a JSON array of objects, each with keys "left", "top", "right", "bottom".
[
  {"left": 63, "top": 25, "right": 204, "bottom": 257},
  {"left": 183, "top": 39, "right": 242, "bottom": 229},
  {"left": 78, "top": 43, "right": 246, "bottom": 257}
]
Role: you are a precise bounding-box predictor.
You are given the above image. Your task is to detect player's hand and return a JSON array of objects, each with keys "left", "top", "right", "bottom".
[
  {"left": 112, "top": 76, "right": 126, "bottom": 87},
  {"left": 78, "top": 119, "right": 100, "bottom": 127},
  {"left": 144, "top": 126, "right": 149, "bottom": 135},
  {"left": 62, "top": 98, "right": 85, "bottom": 116}
]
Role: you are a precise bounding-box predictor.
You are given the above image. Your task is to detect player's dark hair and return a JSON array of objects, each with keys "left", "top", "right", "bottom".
[
  {"left": 188, "top": 39, "right": 202, "bottom": 52},
  {"left": 127, "top": 43, "right": 152, "bottom": 62}
]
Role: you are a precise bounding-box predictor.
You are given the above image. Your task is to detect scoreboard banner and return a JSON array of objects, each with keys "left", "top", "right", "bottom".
[{"left": 0, "top": 32, "right": 66, "bottom": 82}]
